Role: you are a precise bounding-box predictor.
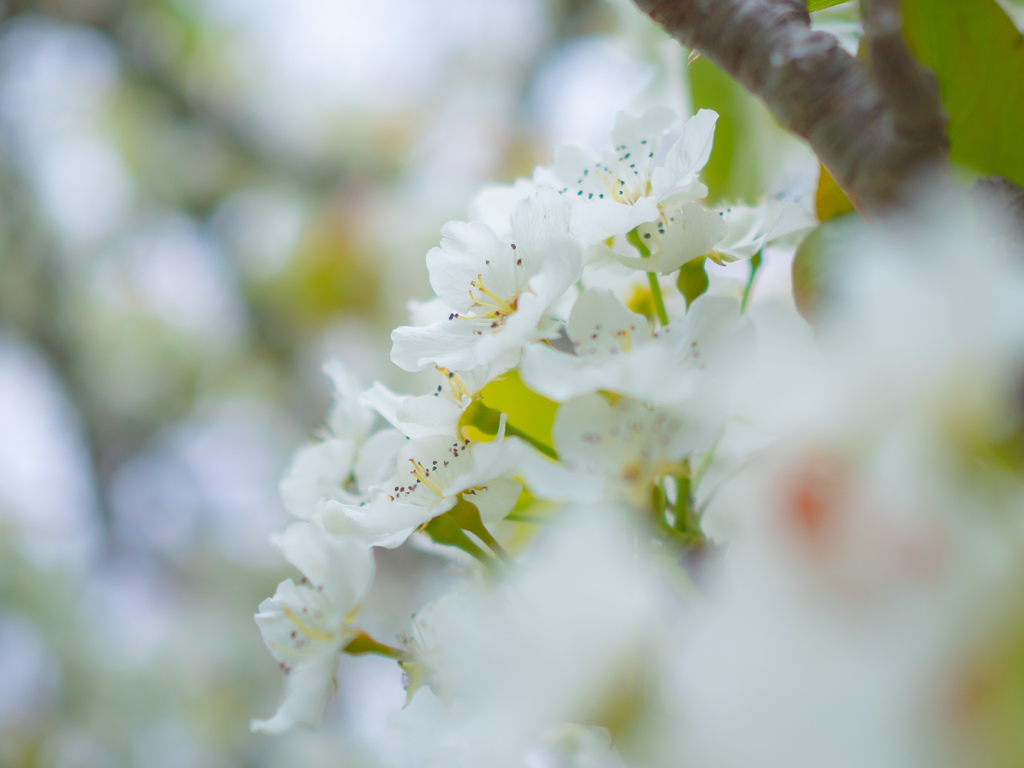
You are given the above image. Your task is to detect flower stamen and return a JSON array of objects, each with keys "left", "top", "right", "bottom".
[
  {"left": 437, "top": 368, "right": 473, "bottom": 401},
  {"left": 409, "top": 458, "right": 444, "bottom": 497},
  {"left": 469, "top": 275, "right": 517, "bottom": 316},
  {"left": 282, "top": 606, "right": 336, "bottom": 643}
]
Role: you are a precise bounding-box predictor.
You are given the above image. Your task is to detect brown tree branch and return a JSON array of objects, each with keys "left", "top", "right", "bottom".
[
  {"left": 973, "top": 175, "right": 1024, "bottom": 241},
  {"left": 631, "top": 0, "right": 948, "bottom": 212}
]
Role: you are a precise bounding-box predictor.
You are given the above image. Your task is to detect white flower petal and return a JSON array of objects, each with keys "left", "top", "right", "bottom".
[
  {"left": 353, "top": 428, "right": 406, "bottom": 493},
  {"left": 509, "top": 188, "right": 573, "bottom": 258},
  {"left": 520, "top": 344, "right": 627, "bottom": 402},
  {"left": 359, "top": 382, "right": 407, "bottom": 430},
  {"left": 609, "top": 107, "right": 676, "bottom": 163},
  {"left": 606, "top": 200, "right": 726, "bottom": 274},
  {"left": 279, "top": 438, "right": 357, "bottom": 520},
  {"left": 569, "top": 197, "right": 660, "bottom": 244},
  {"left": 405, "top": 296, "right": 455, "bottom": 326},
  {"left": 655, "top": 202, "right": 729, "bottom": 273},
  {"left": 713, "top": 199, "right": 815, "bottom": 262},
  {"left": 427, "top": 221, "right": 513, "bottom": 314},
  {"left": 272, "top": 522, "right": 375, "bottom": 612},
  {"left": 323, "top": 361, "right": 374, "bottom": 439},
  {"left": 504, "top": 437, "right": 607, "bottom": 504},
  {"left": 651, "top": 109, "right": 718, "bottom": 201},
  {"left": 328, "top": 496, "right": 453, "bottom": 549},
  {"left": 250, "top": 640, "right": 343, "bottom": 734},
  {"left": 398, "top": 393, "right": 466, "bottom": 437},
  {"left": 552, "top": 395, "right": 712, "bottom": 501},
  {"left": 462, "top": 476, "right": 523, "bottom": 525},
  {"left": 391, "top": 319, "right": 484, "bottom": 372},
  {"left": 469, "top": 179, "right": 537, "bottom": 240},
  {"left": 567, "top": 288, "right": 651, "bottom": 354},
  {"left": 541, "top": 143, "right": 607, "bottom": 200}
]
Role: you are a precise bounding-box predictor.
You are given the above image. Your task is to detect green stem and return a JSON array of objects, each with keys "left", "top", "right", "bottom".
[
  {"left": 692, "top": 435, "right": 720, "bottom": 488},
  {"left": 423, "top": 513, "right": 499, "bottom": 570},
  {"left": 672, "top": 467, "right": 705, "bottom": 548},
  {"left": 646, "top": 272, "right": 670, "bottom": 327},
  {"left": 450, "top": 496, "right": 516, "bottom": 568},
  {"left": 474, "top": 525, "right": 516, "bottom": 568},
  {"left": 505, "top": 512, "right": 547, "bottom": 524},
  {"left": 626, "top": 228, "right": 670, "bottom": 327},
  {"left": 739, "top": 250, "right": 763, "bottom": 313},
  {"left": 504, "top": 422, "right": 557, "bottom": 460},
  {"left": 460, "top": 400, "right": 557, "bottom": 460},
  {"left": 344, "top": 630, "right": 407, "bottom": 660}
]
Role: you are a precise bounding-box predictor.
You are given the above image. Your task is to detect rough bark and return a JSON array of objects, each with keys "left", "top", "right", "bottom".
[
  {"left": 973, "top": 175, "right": 1024, "bottom": 241},
  {"left": 631, "top": 0, "right": 948, "bottom": 212}
]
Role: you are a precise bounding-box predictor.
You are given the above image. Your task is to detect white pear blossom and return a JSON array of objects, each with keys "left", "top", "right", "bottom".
[
  {"left": 251, "top": 522, "right": 375, "bottom": 734},
  {"left": 401, "top": 507, "right": 665, "bottom": 766},
  {"left": 520, "top": 289, "right": 747, "bottom": 404},
  {"left": 594, "top": 200, "right": 728, "bottom": 274},
  {"left": 250, "top": 87, "right": 1024, "bottom": 768},
  {"left": 323, "top": 360, "right": 375, "bottom": 440},
  {"left": 279, "top": 362, "right": 404, "bottom": 520},
  {"left": 320, "top": 427, "right": 522, "bottom": 549},
  {"left": 278, "top": 438, "right": 360, "bottom": 519},
  {"left": 396, "top": 589, "right": 470, "bottom": 705},
  {"left": 361, "top": 357, "right": 515, "bottom": 439},
  {"left": 536, "top": 107, "right": 719, "bottom": 245},
  {"left": 391, "top": 191, "right": 583, "bottom": 372},
  {"left": 503, "top": 393, "right": 717, "bottom": 509},
  {"left": 468, "top": 178, "right": 538, "bottom": 240},
  {"left": 707, "top": 198, "right": 815, "bottom": 264},
  {"left": 591, "top": 197, "right": 813, "bottom": 275}
]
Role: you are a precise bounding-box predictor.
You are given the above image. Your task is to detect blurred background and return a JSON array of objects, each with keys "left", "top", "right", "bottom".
[{"left": 0, "top": 0, "right": 945, "bottom": 764}]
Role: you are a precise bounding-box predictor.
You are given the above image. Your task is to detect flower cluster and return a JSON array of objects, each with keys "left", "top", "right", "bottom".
[{"left": 250, "top": 107, "right": 1024, "bottom": 767}]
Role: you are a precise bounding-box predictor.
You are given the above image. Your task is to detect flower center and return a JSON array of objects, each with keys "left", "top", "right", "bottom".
[
  {"left": 281, "top": 606, "right": 336, "bottom": 643},
  {"left": 467, "top": 274, "right": 517, "bottom": 317},
  {"left": 615, "top": 327, "right": 634, "bottom": 353},
  {"left": 437, "top": 367, "right": 473, "bottom": 401},
  {"left": 409, "top": 458, "right": 444, "bottom": 498}
]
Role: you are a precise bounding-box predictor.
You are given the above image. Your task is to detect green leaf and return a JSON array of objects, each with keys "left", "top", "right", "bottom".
[
  {"left": 458, "top": 399, "right": 558, "bottom": 459},
  {"left": 688, "top": 57, "right": 762, "bottom": 202},
  {"left": 807, "top": 0, "right": 851, "bottom": 10},
  {"left": 676, "top": 256, "right": 709, "bottom": 307},
  {"left": 423, "top": 511, "right": 494, "bottom": 565},
  {"left": 475, "top": 370, "right": 558, "bottom": 455},
  {"left": 791, "top": 213, "right": 863, "bottom": 323},
  {"left": 902, "top": 0, "right": 1024, "bottom": 187},
  {"left": 739, "top": 251, "right": 763, "bottom": 313},
  {"left": 458, "top": 399, "right": 504, "bottom": 441},
  {"left": 343, "top": 630, "right": 406, "bottom": 660},
  {"left": 815, "top": 163, "right": 855, "bottom": 221}
]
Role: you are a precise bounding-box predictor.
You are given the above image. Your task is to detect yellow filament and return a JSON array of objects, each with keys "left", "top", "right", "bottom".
[
  {"left": 456, "top": 309, "right": 501, "bottom": 321},
  {"left": 409, "top": 458, "right": 444, "bottom": 497},
  {"left": 437, "top": 369, "right": 472, "bottom": 401},
  {"left": 469, "top": 275, "right": 516, "bottom": 315},
  {"left": 282, "top": 606, "right": 336, "bottom": 643},
  {"left": 596, "top": 168, "right": 625, "bottom": 201},
  {"left": 615, "top": 328, "right": 633, "bottom": 353}
]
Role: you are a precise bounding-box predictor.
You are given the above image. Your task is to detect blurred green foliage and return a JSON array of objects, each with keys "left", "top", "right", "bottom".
[
  {"left": 254, "top": 213, "right": 381, "bottom": 335},
  {"left": 807, "top": 0, "right": 850, "bottom": 10},
  {"left": 815, "top": 164, "right": 855, "bottom": 222},
  {"left": 688, "top": 57, "right": 762, "bottom": 204},
  {"left": 676, "top": 255, "right": 709, "bottom": 307},
  {"left": 902, "top": 0, "right": 1024, "bottom": 188},
  {"left": 791, "top": 212, "right": 862, "bottom": 323},
  {"left": 952, "top": 612, "right": 1024, "bottom": 768},
  {"left": 474, "top": 370, "right": 559, "bottom": 455}
]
